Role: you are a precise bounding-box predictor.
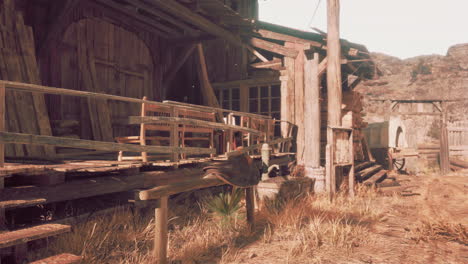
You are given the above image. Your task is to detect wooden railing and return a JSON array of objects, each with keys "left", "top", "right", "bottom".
[{"left": 0, "top": 81, "right": 294, "bottom": 165}]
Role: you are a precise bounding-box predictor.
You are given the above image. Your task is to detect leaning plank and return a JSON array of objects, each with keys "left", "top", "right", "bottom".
[
  {"left": 0, "top": 174, "right": 145, "bottom": 209},
  {"left": 0, "top": 132, "right": 215, "bottom": 155},
  {"left": 250, "top": 37, "right": 299, "bottom": 58},
  {"left": 30, "top": 253, "right": 82, "bottom": 264},
  {"left": 128, "top": 116, "right": 262, "bottom": 135},
  {"left": 138, "top": 174, "right": 224, "bottom": 201},
  {"left": 226, "top": 137, "right": 293, "bottom": 158},
  {"left": 0, "top": 223, "right": 70, "bottom": 249}
]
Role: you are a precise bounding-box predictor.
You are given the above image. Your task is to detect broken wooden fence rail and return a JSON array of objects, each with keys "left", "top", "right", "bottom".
[
  {"left": 128, "top": 116, "right": 262, "bottom": 135},
  {"left": 0, "top": 132, "right": 215, "bottom": 155}
]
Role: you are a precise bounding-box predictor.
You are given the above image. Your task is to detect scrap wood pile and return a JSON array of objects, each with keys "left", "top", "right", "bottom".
[{"left": 0, "top": 0, "right": 54, "bottom": 158}]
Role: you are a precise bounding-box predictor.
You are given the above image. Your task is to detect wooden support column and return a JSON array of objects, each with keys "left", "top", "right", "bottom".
[
  {"left": 245, "top": 187, "right": 255, "bottom": 232},
  {"left": 304, "top": 53, "right": 326, "bottom": 191},
  {"left": 154, "top": 196, "right": 168, "bottom": 264},
  {"left": 170, "top": 106, "right": 180, "bottom": 162},
  {"left": 440, "top": 102, "right": 450, "bottom": 175},
  {"left": 326, "top": 0, "right": 342, "bottom": 195},
  {"left": 291, "top": 43, "right": 305, "bottom": 165}
]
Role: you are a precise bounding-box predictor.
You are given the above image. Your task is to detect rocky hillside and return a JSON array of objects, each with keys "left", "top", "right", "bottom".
[{"left": 356, "top": 43, "right": 468, "bottom": 122}]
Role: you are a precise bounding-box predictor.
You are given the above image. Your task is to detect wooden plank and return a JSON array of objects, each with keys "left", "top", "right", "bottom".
[
  {"left": 139, "top": 175, "right": 223, "bottom": 201},
  {"left": 0, "top": 224, "right": 70, "bottom": 249},
  {"left": 304, "top": 53, "right": 320, "bottom": 168},
  {"left": 76, "top": 20, "right": 114, "bottom": 142},
  {"left": 250, "top": 58, "right": 282, "bottom": 69},
  {"left": 0, "top": 174, "right": 145, "bottom": 210},
  {"left": 17, "top": 16, "right": 56, "bottom": 157},
  {"left": 250, "top": 38, "right": 299, "bottom": 58},
  {"left": 226, "top": 137, "right": 293, "bottom": 158},
  {"left": 30, "top": 253, "right": 82, "bottom": 264},
  {"left": 154, "top": 196, "right": 168, "bottom": 264},
  {"left": 440, "top": 104, "right": 450, "bottom": 175},
  {"left": 128, "top": 116, "right": 262, "bottom": 135},
  {"left": 0, "top": 132, "right": 215, "bottom": 155},
  {"left": 254, "top": 29, "right": 323, "bottom": 48},
  {"left": 196, "top": 44, "right": 221, "bottom": 108}
]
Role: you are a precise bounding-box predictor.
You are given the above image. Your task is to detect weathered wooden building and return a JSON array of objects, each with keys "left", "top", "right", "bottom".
[{"left": 0, "top": 0, "right": 377, "bottom": 262}]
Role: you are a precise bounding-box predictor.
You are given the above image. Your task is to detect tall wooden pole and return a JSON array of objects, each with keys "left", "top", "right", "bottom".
[
  {"left": 326, "top": 0, "right": 342, "bottom": 127},
  {"left": 326, "top": 0, "right": 342, "bottom": 195},
  {"left": 154, "top": 196, "right": 168, "bottom": 264}
]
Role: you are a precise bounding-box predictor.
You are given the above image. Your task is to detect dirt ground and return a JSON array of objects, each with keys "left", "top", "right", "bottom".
[{"left": 228, "top": 171, "right": 468, "bottom": 264}]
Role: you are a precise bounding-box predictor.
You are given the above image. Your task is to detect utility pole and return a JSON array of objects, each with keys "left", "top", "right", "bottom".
[{"left": 326, "top": 0, "right": 342, "bottom": 127}]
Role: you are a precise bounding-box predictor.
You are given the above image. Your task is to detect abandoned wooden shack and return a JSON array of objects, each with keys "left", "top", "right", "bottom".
[{"left": 0, "top": 0, "right": 377, "bottom": 262}]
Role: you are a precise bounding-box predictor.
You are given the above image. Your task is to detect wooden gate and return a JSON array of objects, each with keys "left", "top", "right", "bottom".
[{"left": 448, "top": 121, "right": 468, "bottom": 157}]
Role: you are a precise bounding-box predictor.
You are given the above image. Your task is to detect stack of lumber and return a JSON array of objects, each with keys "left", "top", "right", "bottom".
[
  {"left": 0, "top": 0, "right": 54, "bottom": 158},
  {"left": 321, "top": 91, "right": 367, "bottom": 162},
  {"left": 450, "top": 157, "right": 468, "bottom": 171},
  {"left": 354, "top": 161, "right": 388, "bottom": 186}
]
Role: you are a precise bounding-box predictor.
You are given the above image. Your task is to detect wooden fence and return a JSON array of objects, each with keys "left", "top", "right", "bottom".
[{"left": 448, "top": 121, "right": 468, "bottom": 157}]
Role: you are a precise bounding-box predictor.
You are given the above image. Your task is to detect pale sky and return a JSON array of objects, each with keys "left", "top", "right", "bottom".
[{"left": 258, "top": 0, "right": 468, "bottom": 59}]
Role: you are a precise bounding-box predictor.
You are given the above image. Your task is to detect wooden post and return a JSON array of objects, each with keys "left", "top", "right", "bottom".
[
  {"left": 304, "top": 53, "right": 321, "bottom": 168},
  {"left": 304, "top": 52, "right": 325, "bottom": 191},
  {"left": 348, "top": 130, "right": 355, "bottom": 197},
  {"left": 295, "top": 47, "right": 306, "bottom": 165},
  {"left": 326, "top": 0, "right": 342, "bottom": 127},
  {"left": 154, "top": 196, "right": 168, "bottom": 264},
  {"left": 0, "top": 82, "right": 4, "bottom": 228},
  {"left": 326, "top": 0, "right": 342, "bottom": 195},
  {"left": 170, "top": 106, "right": 180, "bottom": 162},
  {"left": 440, "top": 102, "right": 450, "bottom": 175},
  {"left": 0, "top": 82, "right": 4, "bottom": 168},
  {"left": 140, "top": 96, "right": 148, "bottom": 162},
  {"left": 245, "top": 187, "right": 255, "bottom": 232}
]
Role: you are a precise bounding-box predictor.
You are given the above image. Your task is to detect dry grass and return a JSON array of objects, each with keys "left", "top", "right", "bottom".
[{"left": 28, "top": 185, "right": 390, "bottom": 263}]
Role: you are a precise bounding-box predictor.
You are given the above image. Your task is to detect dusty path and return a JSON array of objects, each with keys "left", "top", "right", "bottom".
[{"left": 229, "top": 172, "right": 468, "bottom": 264}]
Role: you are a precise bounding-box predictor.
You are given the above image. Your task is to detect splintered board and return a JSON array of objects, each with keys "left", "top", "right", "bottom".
[{"left": 0, "top": 0, "right": 55, "bottom": 157}]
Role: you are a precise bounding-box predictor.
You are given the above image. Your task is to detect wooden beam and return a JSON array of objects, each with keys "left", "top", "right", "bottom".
[
  {"left": 255, "top": 29, "right": 323, "bottom": 47},
  {"left": 124, "top": 0, "right": 198, "bottom": 34},
  {"left": 94, "top": 0, "right": 177, "bottom": 38},
  {"left": 163, "top": 44, "right": 197, "bottom": 89},
  {"left": 196, "top": 44, "right": 222, "bottom": 109},
  {"left": 212, "top": 77, "right": 280, "bottom": 89},
  {"left": 128, "top": 116, "right": 262, "bottom": 135},
  {"left": 348, "top": 77, "right": 362, "bottom": 90},
  {"left": 0, "top": 174, "right": 146, "bottom": 210},
  {"left": 0, "top": 132, "right": 215, "bottom": 155},
  {"left": 138, "top": 175, "right": 224, "bottom": 201},
  {"left": 250, "top": 58, "right": 282, "bottom": 69},
  {"left": 318, "top": 57, "right": 328, "bottom": 75},
  {"left": 250, "top": 38, "right": 299, "bottom": 58},
  {"left": 294, "top": 46, "right": 305, "bottom": 165},
  {"left": 151, "top": 0, "right": 267, "bottom": 61}
]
